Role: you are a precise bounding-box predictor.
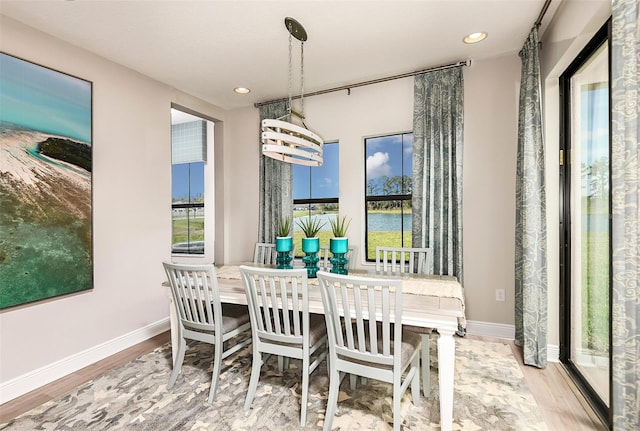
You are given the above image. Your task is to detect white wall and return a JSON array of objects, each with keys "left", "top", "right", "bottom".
[
  {"left": 0, "top": 16, "right": 227, "bottom": 401},
  {"left": 463, "top": 54, "right": 521, "bottom": 326}
]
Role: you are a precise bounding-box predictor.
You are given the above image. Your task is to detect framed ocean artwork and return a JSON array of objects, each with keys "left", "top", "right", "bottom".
[{"left": 0, "top": 53, "right": 93, "bottom": 309}]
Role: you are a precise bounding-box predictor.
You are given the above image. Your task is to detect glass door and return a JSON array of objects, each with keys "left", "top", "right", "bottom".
[{"left": 560, "top": 22, "right": 610, "bottom": 425}]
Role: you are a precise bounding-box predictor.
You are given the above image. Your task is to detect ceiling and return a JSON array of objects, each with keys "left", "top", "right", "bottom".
[{"left": 1, "top": 0, "right": 559, "bottom": 111}]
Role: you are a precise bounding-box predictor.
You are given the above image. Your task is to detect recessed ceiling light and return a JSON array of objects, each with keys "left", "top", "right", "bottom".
[
  {"left": 234, "top": 87, "right": 251, "bottom": 94},
  {"left": 463, "top": 32, "right": 488, "bottom": 44}
]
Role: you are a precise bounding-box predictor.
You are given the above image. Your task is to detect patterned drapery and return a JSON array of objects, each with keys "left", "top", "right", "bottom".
[
  {"left": 611, "top": 1, "right": 639, "bottom": 428},
  {"left": 514, "top": 27, "right": 548, "bottom": 369},
  {"left": 258, "top": 101, "right": 293, "bottom": 243},
  {"left": 411, "top": 67, "right": 464, "bottom": 284}
]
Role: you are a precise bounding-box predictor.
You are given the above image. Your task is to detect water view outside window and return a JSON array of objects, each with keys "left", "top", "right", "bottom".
[
  {"left": 293, "top": 142, "right": 339, "bottom": 256},
  {"left": 364, "top": 133, "right": 413, "bottom": 260}
]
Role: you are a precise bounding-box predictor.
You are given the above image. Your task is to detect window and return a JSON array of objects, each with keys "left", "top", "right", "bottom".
[
  {"left": 364, "top": 132, "right": 413, "bottom": 260},
  {"left": 292, "top": 142, "right": 339, "bottom": 256},
  {"left": 171, "top": 108, "right": 210, "bottom": 255},
  {"left": 559, "top": 20, "right": 610, "bottom": 424}
]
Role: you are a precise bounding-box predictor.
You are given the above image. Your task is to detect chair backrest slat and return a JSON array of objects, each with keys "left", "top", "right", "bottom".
[
  {"left": 382, "top": 287, "right": 390, "bottom": 356},
  {"left": 253, "top": 242, "right": 297, "bottom": 266},
  {"left": 253, "top": 242, "right": 277, "bottom": 265},
  {"left": 375, "top": 246, "right": 433, "bottom": 275},
  {"left": 319, "top": 245, "right": 358, "bottom": 270}
]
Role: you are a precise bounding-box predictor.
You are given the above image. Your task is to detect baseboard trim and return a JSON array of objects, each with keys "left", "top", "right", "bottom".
[
  {"left": 0, "top": 318, "right": 170, "bottom": 404},
  {"left": 547, "top": 344, "right": 560, "bottom": 363},
  {"left": 464, "top": 320, "right": 560, "bottom": 363},
  {"left": 465, "top": 320, "right": 515, "bottom": 339}
]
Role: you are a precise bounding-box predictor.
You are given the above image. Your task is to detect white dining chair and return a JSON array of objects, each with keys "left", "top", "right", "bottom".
[
  {"left": 162, "top": 262, "right": 252, "bottom": 403},
  {"left": 253, "top": 242, "right": 277, "bottom": 265},
  {"left": 375, "top": 246, "right": 433, "bottom": 274},
  {"left": 239, "top": 265, "right": 327, "bottom": 427},
  {"left": 317, "top": 271, "right": 421, "bottom": 431},
  {"left": 319, "top": 244, "right": 358, "bottom": 270},
  {"left": 375, "top": 245, "right": 435, "bottom": 397},
  {"left": 253, "top": 242, "right": 296, "bottom": 265}
]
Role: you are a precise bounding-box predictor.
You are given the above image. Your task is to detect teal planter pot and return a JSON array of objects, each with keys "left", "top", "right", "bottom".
[
  {"left": 276, "top": 236, "right": 293, "bottom": 252},
  {"left": 301, "top": 237, "right": 320, "bottom": 278},
  {"left": 329, "top": 237, "right": 349, "bottom": 274},
  {"left": 275, "top": 236, "right": 293, "bottom": 269},
  {"left": 302, "top": 237, "right": 320, "bottom": 253}
]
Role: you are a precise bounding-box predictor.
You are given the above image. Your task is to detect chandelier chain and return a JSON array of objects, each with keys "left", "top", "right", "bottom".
[
  {"left": 300, "top": 41, "right": 305, "bottom": 118},
  {"left": 288, "top": 23, "right": 293, "bottom": 115}
]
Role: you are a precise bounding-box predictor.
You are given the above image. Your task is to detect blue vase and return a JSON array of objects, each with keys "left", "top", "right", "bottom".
[
  {"left": 301, "top": 237, "right": 320, "bottom": 278},
  {"left": 329, "top": 237, "right": 349, "bottom": 274},
  {"left": 275, "top": 236, "right": 293, "bottom": 269}
]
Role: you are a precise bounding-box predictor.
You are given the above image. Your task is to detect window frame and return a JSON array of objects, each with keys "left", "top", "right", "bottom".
[
  {"left": 364, "top": 131, "right": 413, "bottom": 261},
  {"left": 170, "top": 108, "right": 213, "bottom": 257},
  {"left": 293, "top": 141, "right": 339, "bottom": 257}
]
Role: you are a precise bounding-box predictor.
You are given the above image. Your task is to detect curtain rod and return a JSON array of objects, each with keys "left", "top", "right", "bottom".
[
  {"left": 254, "top": 59, "right": 471, "bottom": 108},
  {"left": 535, "top": 0, "right": 552, "bottom": 27}
]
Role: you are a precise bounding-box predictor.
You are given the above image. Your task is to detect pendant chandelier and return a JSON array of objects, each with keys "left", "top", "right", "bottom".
[{"left": 261, "top": 17, "right": 324, "bottom": 167}]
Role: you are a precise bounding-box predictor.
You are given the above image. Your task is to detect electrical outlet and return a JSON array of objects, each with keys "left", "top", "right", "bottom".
[{"left": 495, "top": 289, "right": 506, "bottom": 302}]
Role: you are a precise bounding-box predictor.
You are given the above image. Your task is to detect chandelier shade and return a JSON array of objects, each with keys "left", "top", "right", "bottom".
[
  {"left": 261, "top": 118, "right": 323, "bottom": 166},
  {"left": 261, "top": 17, "right": 323, "bottom": 166}
]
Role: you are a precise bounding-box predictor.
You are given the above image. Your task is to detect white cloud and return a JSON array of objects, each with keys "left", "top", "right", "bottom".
[
  {"left": 366, "top": 152, "right": 391, "bottom": 178},
  {"left": 318, "top": 177, "right": 333, "bottom": 189}
]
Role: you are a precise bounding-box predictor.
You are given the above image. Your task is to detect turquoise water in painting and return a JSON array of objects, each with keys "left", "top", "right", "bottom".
[
  {"left": 0, "top": 207, "right": 92, "bottom": 309},
  {"left": 0, "top": 53, "right": 92, "bottom": 143}
]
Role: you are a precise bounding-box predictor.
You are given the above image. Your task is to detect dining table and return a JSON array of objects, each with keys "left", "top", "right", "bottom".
[{"left": 163, "top": 263, "right": 465, "bottom": 431}]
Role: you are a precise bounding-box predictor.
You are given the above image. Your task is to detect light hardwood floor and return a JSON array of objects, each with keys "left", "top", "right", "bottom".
[{"left": 0, "top": 332, "right": 608, "bottom": 429}]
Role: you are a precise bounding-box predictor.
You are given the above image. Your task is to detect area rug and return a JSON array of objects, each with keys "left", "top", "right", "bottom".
[{"left": 0, "top": 337, "right": 547, "bottom": 430}]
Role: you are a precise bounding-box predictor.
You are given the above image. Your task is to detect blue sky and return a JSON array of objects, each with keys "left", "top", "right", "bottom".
[
  {"left": 0, "top": 53, "right": 92, "bottom": 144},
  {"left": 292, "top": 134, "right": 413, "bottom": 200},
  {"left": 172, "top": 162, "right": 204, "bottom": 201},
  {"left": 581, "top": 85, "right": 608, "bottom": 164},
  {"left": 293, "top": 142, "right": 340, "bottom": 199},
  {"left": 365, "top": 133, "right": 413, "bottom": 194}
]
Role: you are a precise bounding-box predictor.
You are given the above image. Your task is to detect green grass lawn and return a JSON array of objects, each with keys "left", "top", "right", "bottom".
[
  {"left": 172, "top": 217, "right": 204, "bottom": 243},
  {"left": 582, "top": 229, "right": 609, "bottom": 354}
]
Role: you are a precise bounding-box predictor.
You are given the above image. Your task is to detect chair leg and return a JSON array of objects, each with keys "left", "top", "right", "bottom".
[
  {"left": 349, "top": 374, "right": 357, "bottom": 389},
  {"left": 167, "top": 338, "right": 187, "bottom": 389},
  {"left": 244, "top": 349, "right": 263, "bottom": 410},
  {"left": 207, "top": 341, "right": 223, "bottom": 403},
  {"left": 421, "top": 333, "right": 431, "bottom": 397},
  {"left": 411, "top": 352, "right": 421, "bottom": 408},
  {"left": 392, "top": 376, "right": 402, "bottom": 431},
  {"left": 300, "top": 357, "right": 310, "bottom": 427},
  {"left": 323, "top": 367, "right": 340, "bottom": 431}
]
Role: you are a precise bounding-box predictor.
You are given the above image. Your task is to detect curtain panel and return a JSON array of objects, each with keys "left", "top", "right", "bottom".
[
  {"left": 611, "top": 0, "right": 639, "bottom": 428},
  {"left": 258, "top": 101, "right": 293, "bottom": 243},
  {"left": 514, "top": 27, "right": 548, "bottom": 369},
  {"left": 411, "top": 66, "right": 464, "bottom": 284}
]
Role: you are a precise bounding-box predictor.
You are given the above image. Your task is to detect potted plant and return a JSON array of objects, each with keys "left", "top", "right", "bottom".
[
  {"left": 329, "top": 215, "right": 351, "bottom": 274},
  {"left": 275, "top": 216, "right": 293, "bottom": 268},
  {"left": 296, "top": 216, "right": 325, "bottom": 277},
  {"left": 297, "top": 216, "right": 325, "bottom": 252}
]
